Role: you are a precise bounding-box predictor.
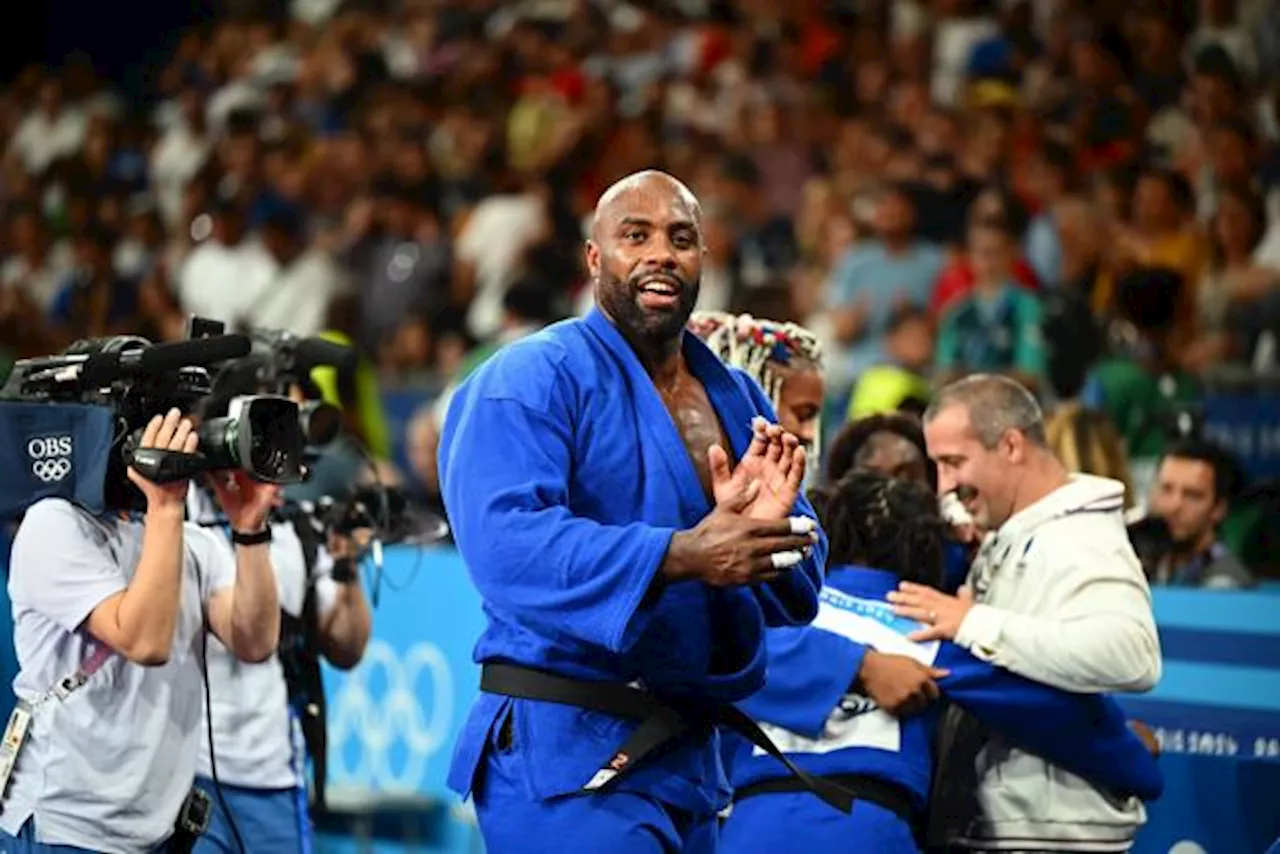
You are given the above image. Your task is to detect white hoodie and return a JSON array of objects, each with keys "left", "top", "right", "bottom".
[{"left": 950, "top": 474, "right": 1162, "bottom": 852}]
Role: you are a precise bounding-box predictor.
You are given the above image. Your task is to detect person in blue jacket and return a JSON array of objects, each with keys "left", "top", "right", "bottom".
[
  {"left": 439, "top": 170, "right": 837, "bottom": 853},
  {"left": 720, "top": 470, "right": 1164, "bottom": 853}
]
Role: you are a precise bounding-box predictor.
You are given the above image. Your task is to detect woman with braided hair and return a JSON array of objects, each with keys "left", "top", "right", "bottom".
[
  {"left": 720, "top": 471, "right": 1163, "bottom": 853},
  {"left": 825, "top": 412, "right": 979, "bottom": 592},
  {"left": 687, "top": 312, "right": 825, "bottom": 462}
]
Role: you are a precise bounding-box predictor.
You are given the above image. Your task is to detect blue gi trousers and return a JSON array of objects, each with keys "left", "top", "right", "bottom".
[
  {"left": 719, "top": 791, "right": 919, "bottom": 854},
  {"left": 474, "top": 742, "right": 719, "bottom": 854}
]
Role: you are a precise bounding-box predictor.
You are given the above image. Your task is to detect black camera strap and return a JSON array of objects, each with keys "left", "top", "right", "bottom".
[{"left": 279, "top": 511, "right": 329, "bottom": 813}]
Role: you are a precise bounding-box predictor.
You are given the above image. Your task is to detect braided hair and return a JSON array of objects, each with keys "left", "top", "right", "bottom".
[
  {"left": 688, "top": 311, "right": 825, "bottom": 458},
  {"left": 808, "top": 470, "right": 948, "bottom": 589}
]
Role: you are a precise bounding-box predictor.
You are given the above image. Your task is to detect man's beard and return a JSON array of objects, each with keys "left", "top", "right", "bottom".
[
  {"left": 1168, "top": 528, "right": 1207, "bottom": 556},
  {"left": 597, "top": 270, "right": 700, "bottom": 343}
]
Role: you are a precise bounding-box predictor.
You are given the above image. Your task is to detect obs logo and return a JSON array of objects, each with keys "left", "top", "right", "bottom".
[
  {"left": 28, "top": 436, "right": 72, "bottom": 483},
  {"left": 328, "top": 639, "right": 454, "bottom": 790}
]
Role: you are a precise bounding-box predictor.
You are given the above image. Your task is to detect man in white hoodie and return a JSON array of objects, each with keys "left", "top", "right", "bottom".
[{"left": 889, "top": 374, "right": 1162, "bottom": 852}]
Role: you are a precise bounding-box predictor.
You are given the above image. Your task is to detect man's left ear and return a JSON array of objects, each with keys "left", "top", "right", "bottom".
[
  {"left": 1211, "top": 497, "right": 1228, "bottom": 526},
  {"left": 1002, "top": 429, "right": 1025, "bottom": 464}
]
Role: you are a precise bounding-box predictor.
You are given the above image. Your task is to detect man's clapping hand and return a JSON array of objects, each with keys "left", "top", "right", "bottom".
[
  {"left": 664, "top": 479, "right": 818, "bottom": 587},
  {"left": 662, "top": 418, "right": 818, "bottom": 587},
  {"left": 709, "top": 417, "right": 807, "bottom": 522}
]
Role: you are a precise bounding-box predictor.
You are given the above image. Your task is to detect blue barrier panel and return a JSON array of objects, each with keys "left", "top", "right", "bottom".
[
  {"left": 318, "top": 546, "right": 485, "bottom": 854},
  {"left": 1120, "top": 587, "right": 1280, "bottom": 854},
  {"left": 1202, "top": 391, "right": 1280, "bottom": 482}
]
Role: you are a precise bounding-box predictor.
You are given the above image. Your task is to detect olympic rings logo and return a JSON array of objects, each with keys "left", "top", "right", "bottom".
[
  {"left": 327, "top": 639, "right": 454, "bottom": 790},
  {"left": 31, "top": 458, "right": 71, "bottom": 482},
  {"left": 28, "top": 435, "right": 72, "bottom": 483}
]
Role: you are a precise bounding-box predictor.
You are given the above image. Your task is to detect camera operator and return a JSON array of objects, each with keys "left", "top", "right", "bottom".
[
  {"left": 1142, "top": 439, "right": 1254, "bottom": 589},
  {"left": 187, "top": 368, "right": 371, "bottom": 853},
  {"left": 0, "top": 407, "right": 281, "bottom": 854}
]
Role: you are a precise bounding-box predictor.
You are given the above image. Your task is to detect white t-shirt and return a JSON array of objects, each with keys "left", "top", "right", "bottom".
[
  {"left": 8, "top": 109, "right": 87, "bottom": 176},
  {"left": 176, "top": 238, "right": 277, "bottom": 329},
  {"left": 456, "top": 194, "right": 546, "bottom": 340},
  {"left": 1, "top": 243, "right": 76, "bottom": 312},
  {"left": 150, "top": 124, "right": 210, "bottom": 229},
  {"left": 2, "top": 499, "right": 236, "bottom": 853},
  {"left": 186, "top": 489, "right": 339, "bottom": 789},
  {"left": 248, "top": 249, "right": 349, "bottom": 338}
]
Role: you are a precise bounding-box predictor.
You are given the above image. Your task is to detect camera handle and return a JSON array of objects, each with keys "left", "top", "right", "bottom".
[{"left": 128, "top": 447, "right": 208, "bottom": 483}]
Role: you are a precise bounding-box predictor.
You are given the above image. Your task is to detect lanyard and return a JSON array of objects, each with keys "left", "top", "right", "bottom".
[{"left": 26, "top": 641, "right": 115, "bottom": 711}]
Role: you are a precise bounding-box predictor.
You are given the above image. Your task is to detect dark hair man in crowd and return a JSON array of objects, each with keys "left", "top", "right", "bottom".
[{"left": 1145, "top": 439, "right": 1254, "bottom": 588}]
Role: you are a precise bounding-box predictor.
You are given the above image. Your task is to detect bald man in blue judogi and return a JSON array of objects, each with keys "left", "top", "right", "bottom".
[{"left": 439, "top": 171, "right": 829, "bottom": 853}]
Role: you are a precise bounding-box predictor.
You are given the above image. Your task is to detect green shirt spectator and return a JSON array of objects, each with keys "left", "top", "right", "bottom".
[
  {"left": 935, "top": 217, "right": 1047, "bottom": 384},
  {"left": 1079, "top": 360, "right": 1200, "bottom": 460},
  {"left": 1079, "top": 266, "right": 1200, "bottom": 463},
  {"left": 936, "top": 284, "right": 1046, "bottom": 377}
]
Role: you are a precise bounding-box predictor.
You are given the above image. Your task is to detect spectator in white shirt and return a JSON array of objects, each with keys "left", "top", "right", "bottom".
[
  {"left": 151, "top": 82, "right": 212, "bottom": 229},
  {"left": 1184, "top": 0, "right": 1258, "bottom": 81},
  {"left": 2, "top": 206, "right": 76, "bottom": 312},
  {"left": 252, "top": 207, "right": 348, "bottom": 337},
  {"left": 176, "top": 199, "right": 276, "bottom": 330},
  {"left": 7, "top": 78, "right": 87, "bottom": 178}
]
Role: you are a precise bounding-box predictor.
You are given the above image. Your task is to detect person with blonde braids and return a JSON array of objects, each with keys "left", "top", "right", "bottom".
[{"left": 687, "top": 312, "right": 826, "bottom": 461}]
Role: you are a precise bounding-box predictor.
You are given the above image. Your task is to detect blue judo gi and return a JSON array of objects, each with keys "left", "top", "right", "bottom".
[
  {"left": 438, "top": 308, "right": 828, "bottom": 853},
  {"left": 720, "top": 565, "right": 1165, "bottom": 853}
]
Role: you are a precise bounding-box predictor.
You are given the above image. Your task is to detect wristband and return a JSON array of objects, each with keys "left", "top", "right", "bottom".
[
  {"left": 331, "top": 557, "right": 356, "bottom": 583},
  {"left": 231, "top": 528, "right": 272, "bottom": 547}
]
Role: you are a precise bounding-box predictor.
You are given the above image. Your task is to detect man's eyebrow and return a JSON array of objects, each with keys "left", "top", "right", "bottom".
[{"left": 616, "top": 216, "right": 697, "bottom": 230}]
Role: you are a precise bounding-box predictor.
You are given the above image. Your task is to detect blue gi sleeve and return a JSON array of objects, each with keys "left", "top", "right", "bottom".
[
  {"left": 935, "top": 643, "right": 1164, "bottom": 801},
  {"left": 941, "top": 540, "right": 971, "bottom": 594},
  {"left": 733, "top": 370, "right": 826, "bottom": 627},
  {"left": 439, "top": 352, "right": 674, "bottom": 656},
  {"left": 737, "top": 626, "right": 867, "bottom": 739}
]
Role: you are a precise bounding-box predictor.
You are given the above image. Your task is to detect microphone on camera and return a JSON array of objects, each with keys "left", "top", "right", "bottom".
[
  {"left": 77, "top": 335, "right": 252, "bottom": 389},
  {"left": 293, "top": 337, "right": 356, "bottom": 373}
]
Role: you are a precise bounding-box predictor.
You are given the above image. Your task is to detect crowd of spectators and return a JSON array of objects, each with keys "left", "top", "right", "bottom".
[{"left": 2, "top": 0, "right": 1279, "bottom": 579}]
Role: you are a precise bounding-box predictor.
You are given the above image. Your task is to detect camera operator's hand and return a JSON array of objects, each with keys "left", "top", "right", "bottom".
[
  {"left": 326, "top": 528, "right": 373, "bottom": 564},
  {"left": 127, "top": 409, "right": 198, "bottom": 512},
  {"left": 210, "top": 470, "right": 281, "bottom": 534},
  {"left": 663, "top": 483, "right": 819, "bottom": 587}
]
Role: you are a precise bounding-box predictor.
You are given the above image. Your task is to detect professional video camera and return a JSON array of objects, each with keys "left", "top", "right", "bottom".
[
  {"left": 303, "top": 483, "right": 448, "bottom": 546},
  {"left": 191, "top": 319, "right": 355, "bottom": 459},
  {"left": 1126, "top": 514, "right": 1174, "bottom": 582},
  {"left": 0, "top": 326, "right": 311, "bottom": 518}
]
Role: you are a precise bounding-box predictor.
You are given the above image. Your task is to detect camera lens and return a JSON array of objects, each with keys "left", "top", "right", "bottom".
[
  {"left": 249, "top": 428, "right": 286, "bottom": 478},
  {"left": 195, "top": 395, "right": 307, "bottom": 483},
  {"left": 299, "top": 401, "right": 341, "bottom": 447},
  {"left": 239, "top": 396, "right": 306, "bottom": 484}
]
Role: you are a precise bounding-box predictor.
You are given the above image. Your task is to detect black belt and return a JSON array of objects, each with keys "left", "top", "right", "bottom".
[
  {"left": 480, "top": 662, "right": 855, "bottom": 814},
  {"left": 733, "top": 772, "right": 922, "bottom": 832}
]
